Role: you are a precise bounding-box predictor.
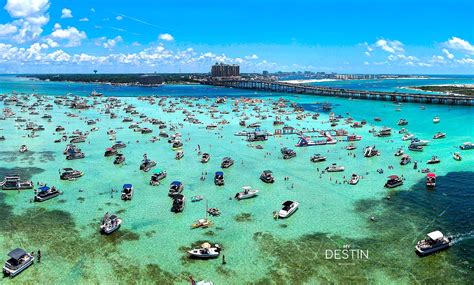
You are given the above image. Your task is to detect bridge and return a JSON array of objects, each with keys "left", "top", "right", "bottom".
[{"left": 204, "top": 79, "right": 474, "bottom": 106}]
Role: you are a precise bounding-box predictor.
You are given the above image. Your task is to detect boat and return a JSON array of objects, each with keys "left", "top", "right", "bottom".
[
  {"left": 376, "top": 127, "right": 392, "bottom": 137},
  {"left": 408, "top": 144, "right": 423, "bottom": 152},
  {"left": 100, "top": 213, "right": 122, "bottom": 235},
  {"left": 278, "top": 200, "right": 299, "bottom": 218},
  {"left": 415, "top": 231, "right": 452, "bottom": 256},
  {"left": 426, "top": 173, "right": 436, "bottom": 187},
  {"left": 175, "top": 151, "right": 184, "bottom": 160},
  {"left": 402, "top": 134, "right": 414, "bottom": 141},
  {"left": 384, "top": 175, "right": 403, "bottom": 188},
  {"left": 187, "top": 243, "right": 221, "bottom": 259},
  {"left": 281, "top": 147, "right": 296, "bottom": 159},
  {"left": 374, "top": 117, "right": 381, "bottom": 122},
  {"left": 310, "top": 153, "right": 327, "bottom": 162},
  {"left": 2, "top": 248, "right": 34, "bottom": 278},
  {"left": 140, "top": 157, "right": 156, "bottom": 172},
  {"left": 459, "top": 142, "right": 474, "bottom": 150},
  {"left": 121, "top": 184, "right": 133, "bottom": 201},
  {"left": 433, "top": 132, "right": 446, "bottom": 139},
  {"left": 191, "top": 195, "right": 203, "bottom": 202},
  {"left": 399, "top": 128, "right": 408, "bottom": 134},
  {"left": 150, "top": 169, "right": 167, "bottom": 185},
  {"left": 235, "top": 186, "right": 259, "bottom": 200},
  {"left": 400, "top": 154, "right": 411, "bottom": 166},
  {"left": 112, "top": 141, "right": 127, "bottom": 149},
  {"left": 172, "top": 140, "right": 183, "bottom": 149},
  {"left": 19, "top": 145, "right": 28, "bottom": 153},
  {"left": 349, "top": 174, "right": 360, "bottom": 185},
  {"left": 346, "top": 144, "right": 356, "bottom": 150},
  {"left": 295, "top": 136, "right": 317, "bottom": 147},
  {"left": 260, "top": 170, "right": 275, "bottom": 183},
  {"left": 325, "top": 163, "right": 345, "bottom": 172},
  {"left": 113, "top": 153, "right": 125, "bottom": 164},
  {"left": 411, "top": 138, "right": 429, "bottom": 146},
  {"left": 453, "top": 152, "right": 462, "bottom": 161},
  {"left": 346, "top": 134, "right": 362, "bottom": 141},
  {"left": 221, "top": 157, "right": 234, "bottom": 168},
  {"left": 168, "top": 181, "right": 184, "bottom": 197},
  {"left": 0, "top": 175, "right": 33, "bottom": 190},
  {"left": 59, "top": 168, "right": 83, "bottom": 180},
  {"left": 171, "top": 194, "right": 185, "bottom": 213},
  {"left": 66, "top": 149, "right": 85, "bottom": 160},
  {"left": 427, "top": 156, "right": 441, "bottom": 164},
  {"left": 201, "top": 153, "right": 210, "bottom": 163},
  {"left": 433, "top": 116, "right": 440, "bottom": 123},
  {"left": 34, "top": 186, "right": 61, "bottom": 202},
  {"left": 363, "top": 146, "right": 379, "bottom": 157},
  {"left": 397, "top": 119, "right": 408, "bottom": 126},
  {"left": 214, "top": 171, "right": 224, "bottom": 186},
  {"left": 90, "top": 90, "right": 103, "bottom": 97},
  {"left": 394, "top": 148, "right": 404, "bottom": 156},
  {"left": 104, "top": 148, "right": 117, "bottom": 157}
]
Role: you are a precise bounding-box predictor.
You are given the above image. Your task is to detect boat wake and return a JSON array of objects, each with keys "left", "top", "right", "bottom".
[{"left": 449, "top": 230, "right": 474, "bottom": 245}]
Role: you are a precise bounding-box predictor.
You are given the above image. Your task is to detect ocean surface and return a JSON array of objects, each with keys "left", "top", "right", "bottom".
[{"left": 0, "top": 75, "right": 473, "bottom": 284}]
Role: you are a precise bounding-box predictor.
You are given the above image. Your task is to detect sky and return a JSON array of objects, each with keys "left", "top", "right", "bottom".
[{"left": 0, "top": 0, "right": 473, "bottom": 74}]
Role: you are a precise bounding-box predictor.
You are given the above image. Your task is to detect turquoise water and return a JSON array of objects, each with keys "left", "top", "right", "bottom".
[{"left": 0, "top": 76, "right": 473, "bottom": 284}]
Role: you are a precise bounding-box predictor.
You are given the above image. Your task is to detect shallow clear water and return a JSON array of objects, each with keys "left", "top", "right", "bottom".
[{"left": 0, "top": 76, "right": 473, "bottom": 284}]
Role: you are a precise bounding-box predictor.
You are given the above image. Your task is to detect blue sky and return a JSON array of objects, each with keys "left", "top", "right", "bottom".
[{"left": 0, "top": 0, "right": 473, "bottom": 74}]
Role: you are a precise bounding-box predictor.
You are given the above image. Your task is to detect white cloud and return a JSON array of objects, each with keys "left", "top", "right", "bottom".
[
  {"left": 456, "top": 57, "right": 474, "bottom": 65},
  {"left": 45, "top": 38, "right": 58, "bottom": 47},
  {"left": 4, "top": 0, "right": 50, "bottom": 18},
  {"left": 79, "top": 17, "right": 89, "bottom": 22},
  {"left": 61, "top": 8, "right": 72, "bottom": 18},
  {"left": 115, "top": 15, "right": 123, "bottom": 20},
  {"left": 375, "top": 39, "right": 404, "bottom": 54},
  {"left": 53, "top": 23, "right": 61, "bottom": 29},
  {"left": 364, "top": 51, "right": 370, "bottom": 56},
  {"left": 50, "top": 26, "right": 86, "bottom": 47},
  {"left": 442, "top": 49, "right": 454, "bottom": 59},
  {"left": 3, "top": 0, "right": 51, "bottom": 43},
  {"left": 245, "top": 54, "right": 258, "bottom": 60},
  {"left": 444, "top": 37, "right": 474, "bottom": 54},
  {"left": 102, "top": 36, "right": 123, "bottom": 49},
  {"left": 0, "top": 23, "right": 18, "bottom": 36},
  {"left": 158, "top": 33, "right": 174, "bottom": 41}
]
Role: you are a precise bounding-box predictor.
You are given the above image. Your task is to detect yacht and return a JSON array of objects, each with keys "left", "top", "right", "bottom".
[
  {"left": 426, "top": 173, "right": 436, "bottom": 187},
  {"left": 310, "top": 153, "right": 327, "bottom": 162},
  {"left": 201, "top": 153, "right": 211, "bottom": 163},
  {"left": 325, "top": 163, "right": 345, "bottom": 172},
  {"left": 19, "top": 145, "right": 28, "bottom": 153},
  {"left": 113, "top": 153, "right": 125, "bottom": 165},
  {"left": 415, "top": 231, "right": 451, "bottom": 256},
  {"left": 397, "top": 119, "right": 408, "bottom": 126},
  {"left": 260, "top": 170, "right": 275, "bottom": 183},
  {"left": 433, "top": 132, "right": 446, "bottom": 139},
  {"left": 187, "top": 243, "right": 221, "bottom": 259},
  {"left": 171, "top": 194, "right": 185, "bottom": 213},
  {"left": 235, "top": 186, "right": 259, "bottom": 200},
  {"left": 363, "top": 146, "right": 379, "bottom": 157},
  {"left": 59, "top": 168, "right": 83, "bottom": 180},
  {"left": 34, "top": 186, "right": 61, "bottom": 202},
  {"left": 394, "top": 148, "right": 404, "bottom": 156},
  {"left": 349, "top": 174, "right": 360, "bottom": 185},
  {"left": 433, "top": 116, "right": 440, "bottom": 123},
  {"left": 427, "top": 156, "right": 441, "bottom": 164},
  {"left": 221, "top": 157, "right": 234, "bottom": 168},
  {"left": 121, "top": 184, "right": 133, "bottom": 201},
  {"left": 459, "top": 142, "right": 474, "bottom": 150},
  {"left": 2, "top": 248, "right": 34, "bottom": 278},
  {"left": 175, "top": 151, "right": 184, "bottom": 160},
  {"left": 400, "top": 154, "right": 411, "bottom": 166},
  {"left": 281, "top": 147, "right": 297, "bottom": 159},
  {"left": 168, "top": 181, "right": 184, "bottom": 197},
  {"left": 278, "top": 200, "right": 299, "bottom": 218},
  {"left": 402, "top": 134, "right": 414, "bottom": 141},
  {"left": 0, "top": 175, "right": 33, "bottom": 190},
  {"left": 214, "top": 171, "right": 224, "bottom": 186},
  {"left": 100, "top": 213, "right": 122, "bottom": 235},
  {"left": 384, "top": 175, "right": 403, "bottom": 188},
  {"left": 453, "top": 152, "right": 462, "bottom": 161},
  {"left": 411, "top": 138, "right": 429, "bottom": 146},
  {"left": 150, "top": 169, "right": 167, "bottom": 186}
]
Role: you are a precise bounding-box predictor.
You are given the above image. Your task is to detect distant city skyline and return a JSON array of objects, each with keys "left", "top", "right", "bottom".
[{"left": 0, "top": 0, "right": 473, "bottom": 74}]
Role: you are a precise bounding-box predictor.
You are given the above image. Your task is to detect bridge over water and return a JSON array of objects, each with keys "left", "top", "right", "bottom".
[{"left": 205, "top": 79, "right": 474, "bottom": 106}]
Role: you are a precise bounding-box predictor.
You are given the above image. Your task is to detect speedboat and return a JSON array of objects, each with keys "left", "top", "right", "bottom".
[
  {"left": 384, "top": 175, "right": 403, "bottom": 188},
  {"left": 398, "top": 128, "right": 408, "bottom": 134},
  {"left": 310, "top": 153, "right": 327, "bottom": 162},
  {"left": 394, "top": 148, "right": 404, "bottom": 156},
  {"left": 112, "top": 141, "right": 127, "bottom": 149},
  {"left": 172, "top": 140, "right": 183, "bottom": 149},
  {"left": 349, "top": 174, "right": 360, "bottom": 185},
  {"left": 104, "top": 148, "right": 117, "bottom": 157},
  {"left": 191, "top": 195, "right": 204, "bottom": 202},
  {"left": 402, "top": 134, "right": 414, "bottom": 141},
  {"left": 2, "top": 248, "right": 34, "bottom": 278},
  {"left": 201, "top": 153, "right": 210, "bottom": 163},
  {"left": 325, "top": 163, "right": 345, "bottom": 172},
  {"left": 59, "top": 168, "right": 83, "bottom": 180},
  {"left": 214, "top": 171, "right": 224, "bottom": 186},
  {"left": 453, "top": 152, "right": 462, "bottom": 161},
  {"left": 221, "top": 157, "right": 234, "bottom": 168},
  {"left": 100, "top": 213, "right": 122, "bottom": 235},
  {"left": 260, "top": 170, "right": 275, "bottom": 183},
  {"left": 433, "top": 132, "right": 446, "bottom": 139},
  {"left": 175, "top": 151, "right": 184, "bottom": 160},
  {"left": 433, "top": 116, "right": 440, "bottom": 123},
  {"left": 346, "top": 144, "right": 357, "bottom": 150},
  {"left": 400, "top": 154, "right": 411, "bottom": 166},
  {"left": 278, "top": 200, "right": 299, "bottom": 218},
  {"left": 408, "top": 144, "right": 423, "bottom": 152},
  {"left": 140, "top": 158, "right": 156, "bottom": 172},
  {"left": 168, "top": 181, "right": 184, "bottom": 197},
  {"left": 426, "top": 173, "right": 436, "bottom": 187},
  {"left": 363, "top": 146, "right": 379, "bottom": 157},
  {"left": 187, "top": 243, "right": 221, "bottom": 259},
  {"left": 415, "top": 231, "right": 451, "bottom": 256},
  {"left": 121, "top": 184, "right": 133, "bottom": 201},
  {"left": 114, "top": 153, "right": 125, "bottom": 165},
  {"left": 235, "top": 186, "right": 259, "bottom": 200},
  {"left": 397, "top": 119, "right": 408, "bottom": 126},
  {"left": 171, "top": 194, "right": 185, "bottom": 213},
  {"left": 34, "top": 186, "right": 61, "bottom": 202},
  {"left": 150, "top": 169, "right": 167, "bottom": 185},
  {"left": 281, "top": 147, "right": 296, "bottom": 159},
  {"left": 427, "top": 156, "right": 441, "bottom": 164},
  {"left": 19, "top": 145, "right": 28, "bottom": 153},
  {"left": 411, "top": 138, "right": 429, "bottom": 146},
  {"left": 459, "top": 142, "right": 474, "bottom": 150}
]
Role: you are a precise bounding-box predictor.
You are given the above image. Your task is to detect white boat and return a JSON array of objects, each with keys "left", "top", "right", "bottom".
[
  {"left": 187, "top": 243, "right": 221, "bottom": 259},
  {"left": 394, "top": 148, "right": 404, "bottom": 156},
  {"left": 349, "top": 174, "right": 359, "bottom": 185},
  {"left": 415, "top": 231, "right": 451, "bottom": 256},
  {"left": 235, "top": 186, "right": 259, "bottom": 200},
  {"left": 433, "top": 116, "right": 440, "bottom": 123},
  {"left": 411, "top": 138, "right": 429, "bottom": 146},
  {"left": 19, "top": 145, "right": 28, "bottom": 153},
  {"left": 2, "top": 248, "right": 34, "bottom": 278},
  {"left": 278, "top": 200, "right": 299, "bottom": 218},
  {"left": 453, "top": 152, "right": 462, "bottom": 161},
  {"left": 460, "top": 142, "right": 474, "bottom": 150},
  {"left": 325, "top": 163, "right": 345, "bottom": 172},
  {"left": 402, "top": 134, "right": 414, "bottom": 141},
  {"left": 433, "top": 132, "right": 446, "bottom": 139},
  {"left": 100, "top": 213, "right": 122, "bottom": 235}
]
